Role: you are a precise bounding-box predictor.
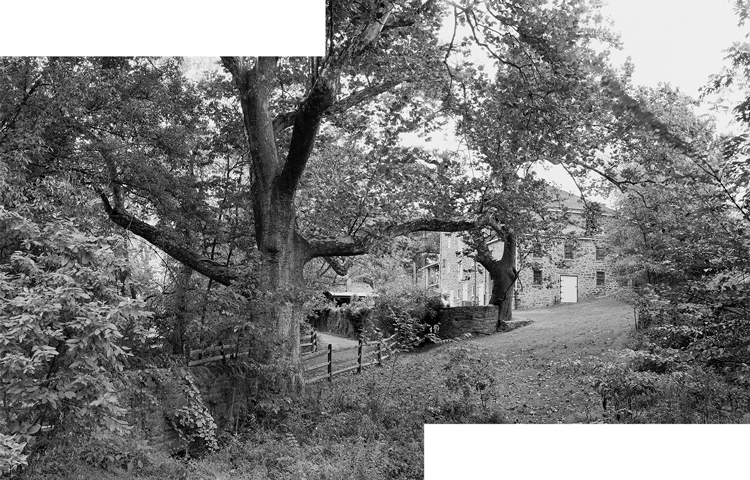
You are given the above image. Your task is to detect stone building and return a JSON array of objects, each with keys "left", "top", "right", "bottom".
[{"left": 427, "top": 188, "right": 619, "bottom": 309}]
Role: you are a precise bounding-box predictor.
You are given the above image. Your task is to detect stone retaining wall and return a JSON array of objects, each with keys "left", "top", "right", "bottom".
[
  {"left": 437, "top": 306, "right": 498, "bottom": 338},
  {"left": 121, "top": 364, "right": 252, "bottom": 453}
]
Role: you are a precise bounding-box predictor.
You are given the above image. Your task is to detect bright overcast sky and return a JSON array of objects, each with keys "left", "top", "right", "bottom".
[{"left": 602, "top": 0, "right": 746, "bottom": 98}]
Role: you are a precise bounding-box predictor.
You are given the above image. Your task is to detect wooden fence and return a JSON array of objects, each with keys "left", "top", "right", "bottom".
[
  {"left": 302, "top": 334, "right": 397, "bottom": 384},
  {"left": 187, "top": 331, "right": 397, "bottom": 384},
  {"left": 188, "top": 332, "right": 318, "bottom": 367},
  {"left": 188, "top": 342, "right": 247, "bottom": 367},
  {"left": 300, "top": 331, "right": 318, "bottom": 354}
]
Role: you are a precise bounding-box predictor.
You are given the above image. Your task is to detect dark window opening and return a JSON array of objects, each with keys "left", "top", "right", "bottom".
[
  {"left": 595, "top": 246, "right": 605, "bottom": 261},
  {"left": 564, "top": 243, "right": 574, "bottom": 260},
  {"left": 532, "top": 243, "right": 543, "bottom": 258},
  {"left": 596, "top": 271, "right": 605, "bottom": 286},
  {"left": 533, "top": 269, "right": 543, "bottom": 285}
]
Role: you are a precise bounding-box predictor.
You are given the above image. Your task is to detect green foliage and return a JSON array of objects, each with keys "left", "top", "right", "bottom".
[
  {"left": 0, "top": 433, "right": 28, "bottom": 475},
  {"left": 0, "top": 207, "right": 150, "bottom": 459},
  {"left": 15, "top": 433, "right": 188, "bottom": 480},
  {"left": 443, "top": 345, "right": 505, "bottom": 410},
  {"left": 369, "top": 286, "right": 443, "bottom": 349},
  {"left": 557, "top": 348, "right": 750, "bottom": 423},
  {"left": 167, "top": 374, "right": 219, "bottom": 455}
]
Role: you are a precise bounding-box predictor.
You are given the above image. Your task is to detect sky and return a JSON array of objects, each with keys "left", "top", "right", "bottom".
[{"left": 602, "top": 0, "right": 745, "bottom": 98}]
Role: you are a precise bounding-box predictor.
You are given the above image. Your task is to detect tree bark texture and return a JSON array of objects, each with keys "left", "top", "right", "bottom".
[{"left": 477, "top": 235, "right": 517, "bottom": 327}]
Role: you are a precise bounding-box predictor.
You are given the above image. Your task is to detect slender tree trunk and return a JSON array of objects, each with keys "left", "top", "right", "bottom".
[{"left": 170, "top": 264, "right": 194, "bottom": 355}]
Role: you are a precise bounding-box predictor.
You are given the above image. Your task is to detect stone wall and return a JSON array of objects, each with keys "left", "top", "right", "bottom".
[
  {"left": 122, "top": 364, "right": 252, "bottom": 453},
  {"left": 437, "top": 306, "right": 498, "bottom": 338},
  {"left": 515, "top": 237, "right": 619, "bottom": 309}
]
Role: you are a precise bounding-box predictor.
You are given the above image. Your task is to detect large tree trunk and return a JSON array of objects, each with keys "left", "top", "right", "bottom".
[
  {"left": 477, "top": 235, "right": 517, "bottom": 328},
  {"left": 255, "top": 223, "right": 307, "bottom": 365}
]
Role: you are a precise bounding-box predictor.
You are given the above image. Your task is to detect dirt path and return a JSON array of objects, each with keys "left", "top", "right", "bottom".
[
  {"left": 315, "top": 332, "right": 358, "bottom": 350},
  {"left": 480, "top": 296, "right": 635, "bottom": 359}
]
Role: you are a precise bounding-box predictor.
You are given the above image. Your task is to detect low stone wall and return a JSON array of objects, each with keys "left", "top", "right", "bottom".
[
  {"left": 121, "top": 364, "right": 252, "bottom": 453},
  {"left": 437, "top": 306, "right": 498, "bottom": 338}
]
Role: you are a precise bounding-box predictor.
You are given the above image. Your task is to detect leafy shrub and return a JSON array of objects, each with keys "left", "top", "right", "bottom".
[
  {"left": 557, "top": 349, "right": 750, "bottom": 423},
  {"left": 649, "top": 324, "right": 704, "bottom": 350},
  {"left": 443, "top": 345, "right": 503, "bottom": 410},
  {"left": 369, "top": 286, "right": 443, "bottom": 349},
  {"left": 0, "top": 433, "right": 28, "bottom": 475},
  {"left": 0, "top": 209, "right": 151, "bottom": 463},
  {"left": 167, "top": 374, "right": 219, "bottom": 455}
]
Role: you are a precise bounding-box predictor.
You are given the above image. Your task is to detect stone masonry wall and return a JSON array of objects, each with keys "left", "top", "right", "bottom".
[
  {"left": 122, "top": 364, "right": 252, "bottom": 453},
  {"left": 437, "top": 306, "right": 498, "bottom": 338},
  {"left": 515, "top": 237, "right": 619, "bottom": 309}
]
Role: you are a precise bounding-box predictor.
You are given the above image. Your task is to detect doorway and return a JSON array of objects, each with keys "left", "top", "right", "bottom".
[{"left": 560, "top": 275, "right": 578, "bottom": 303}]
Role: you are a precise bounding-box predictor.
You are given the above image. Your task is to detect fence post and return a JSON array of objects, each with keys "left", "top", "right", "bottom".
[
  {"left": 312, "top": 331, "right": 318, "bottom": 352},
  {"left": 327, "top": 344, "right": 332, "bottom": 382},
  {"left": 357, "top": 338, "right": 362, "bottom": 373},
  {"left": 377, "top": 340, "right": 382, "bottom": 366}
]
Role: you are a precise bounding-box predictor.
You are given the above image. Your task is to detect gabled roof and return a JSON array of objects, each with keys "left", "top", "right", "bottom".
[{"left": 546, "top": 185, "right": 615, "bottom": 215}]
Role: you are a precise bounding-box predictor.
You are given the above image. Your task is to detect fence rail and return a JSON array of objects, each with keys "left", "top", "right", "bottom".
[
  {"left": 186, "top": 331, "right": 397, "bottom": 384},
  {"left": 304, "top": 334, "right": 397, "bottom": 384},
  {"left": 300, "top": 331, "right": 318, "bottom": 354},
  {"left": 188, "top": 342, "right": 249, "bottom": 367}
]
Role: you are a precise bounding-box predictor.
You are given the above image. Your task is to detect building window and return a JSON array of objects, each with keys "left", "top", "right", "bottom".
[
  {"left": 595, "top": 245, "right": 605, "bottom": 261},
  {"left": 533, "top": 268, "right": 543, "bottom": 285},
  {"left": 596, "top": 271, "right": 605, "bottom": 286},
  {"left": 532, "top": 243, "right": 543, "bottom": 258},
  {"left": 564, "top": 243, "right": 574, "bottom": 260},
  {"left": 427, "top": 267, "right": 439, "bottom": 287}
]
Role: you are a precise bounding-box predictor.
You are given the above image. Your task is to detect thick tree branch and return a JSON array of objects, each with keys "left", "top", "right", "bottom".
[
  {"left": 276, "top": 78, "right": 337, "bottom": 195},
  {"left": 272, "top": 79, "right": 404, "bottom": 138},
  {"left": 337, "top": 1, "right": 396, "bottom": 65},
  {"left": 332, "top": 79, "right": 404, "bottom": 114},
  {"left": 222, "top": 56, "right": 280, "bottom": 189},
  {"left": 98, "top": 192, "right": 237, "bottom": 286},
  {"left": 323, "top": 256, "right": 353, "bottom": 276},
  {"left": 307, "top": 218, "right": 483, "bottom": 259}
]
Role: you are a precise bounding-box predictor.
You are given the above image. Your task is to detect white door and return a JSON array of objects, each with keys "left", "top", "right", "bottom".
[
  {"left": 560, "top": 275, "right": 578, "bottom": 303},
  {"left": 477, "top": 284, "right": 485, "bottom": 305}
]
